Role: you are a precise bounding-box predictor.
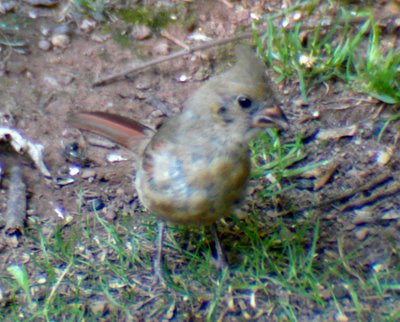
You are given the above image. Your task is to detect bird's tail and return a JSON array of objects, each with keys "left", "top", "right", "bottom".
[{"left": 67, "top": 112, "right": 155, "bottom": 148}]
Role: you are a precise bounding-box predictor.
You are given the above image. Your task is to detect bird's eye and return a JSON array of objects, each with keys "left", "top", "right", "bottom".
[{"left": 238, "top": 96, "right": 252, "bottom": 109}]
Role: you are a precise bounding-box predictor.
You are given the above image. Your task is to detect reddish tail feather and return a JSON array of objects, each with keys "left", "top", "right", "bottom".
[{"left": 68, "top": 112, "right": 154, "bottom": 148}]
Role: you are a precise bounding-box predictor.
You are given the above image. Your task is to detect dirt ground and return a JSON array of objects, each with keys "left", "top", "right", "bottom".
[{"left": 0, "top": 0, "right": 399, "bottom": 320}]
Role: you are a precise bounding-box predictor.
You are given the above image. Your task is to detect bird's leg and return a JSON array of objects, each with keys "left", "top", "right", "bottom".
[
  {"left": 210, "top": 223, "right": 227, "bottom": 270},
  {"left": 153, "top": 220, "right": 166, "bottom": 286}
]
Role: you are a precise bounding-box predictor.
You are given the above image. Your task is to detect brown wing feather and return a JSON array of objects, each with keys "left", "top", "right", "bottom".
[{"left": 68, "top": 112, "right": 154, "bottom": 148}]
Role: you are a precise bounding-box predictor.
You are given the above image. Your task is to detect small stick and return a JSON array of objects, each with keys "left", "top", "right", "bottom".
[
  {"left": 160, "top": 30, "right": 189, "bottom": 50},
  {"left": 92, "top": 31, "right": 256, "bottom": 86},
  {"left": 5, "top": 164, "right": 26, "bottom": 230},
  {"left": 160, "top": 30, "right": 208, "bottom": 60},
  {"left": 315, "top": 172, "right": 392, "bottom": 210},
  {"left": 219, "top": 0, "right": 234, "bottom": 9},
  {"left": 277, "top": 172, "right": 393, "bottom": 216},
  {"left": 340, "top": 183, "right": 400, "bottom": 211}
]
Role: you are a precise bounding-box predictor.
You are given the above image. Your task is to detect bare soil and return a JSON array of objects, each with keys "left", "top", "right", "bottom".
[{"left": 0, "top": 0, "right": 399, "bottom": 320}]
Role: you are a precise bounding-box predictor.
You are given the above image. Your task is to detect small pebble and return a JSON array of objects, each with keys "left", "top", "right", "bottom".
[
  {"left": 88, "top": 300, "right": 107, "bottom": 315},
  {"left": 188, "top": 33, "right": 212, "bottom": 42},
  {"left": 335, "top": 312, "right": 349, "bottom": 322},
  {"left": 177, "top": 74, "right": 188, "bottom": 82},
  {"left": 382, "top": 211, "right": 400, "bottom": 220},
  {"left": 131, "top": 24, "right": 151, "bottom": 40},
  {"left": 91, "top": 33, "right": 111, "bottom": 43},
  {"left": 38, "top": 39, "right": 51, "bottom": 51},
  {"left": 299, "top": 54, "right": 313, "bottom": 67},
  {"left": 292, "top": 98, "right": 308, "bottom": 107},
  {"left": 372, "top": 262, "right": 385, "bottom": 272},
  {"left": 152, "top": 41, "right": 169, "bottom": 56},
  {"left": 28, "top": 11, "right": 38, "bottom": 19},
  {"left": 42, "top": 74, "right": 74, "bottom": 88},
  {"left": 68, "top": 165, "right": 80, "bottom": 176},
  {"left": 352, "top": 209, "right": 373, "bottom": 224},
  {"left": 54, "top": 206, "right": 66, "bottom": 219},
  {"left": 55, "top": 177, "right": 75, "bottom": 186},
  {"left": 36, "top": 275, "right": 47, "bottom": 284},
  {"left": 292, "top": 11, "right": 302, "bottom": 21},
  {"left": 116, "top": 188, "right": 124, "bottom": 195},
  {"left": 50, "top": 34, "right": 70, "bottom": 48},
  {"left": 354, "top": 227, "right": 369, "bottom": 240},
  {"left": 107, "top": 153, "right": 128, "bottom": 163},
  {"left": 21, "top": 253, "right": 30, "bottom": 263},
  {"left": 48, "top": 57, "right": 61, "bottom": 64},
  {"left": 81, "top": 169, "right": 96, "bottom": 179},
  {"left": 376, "top": 147, "right": 393, "bottom": 166},
  {"left": 281, "top": 17, "right": 290, "bottom": 28},
  {"left": 316, "top": 125, "right": 357, "bottom": 141},
  {"left": 250, "top": 12, "right": 261, "bottom": 20},
  {"left": 79, "top": 19, "right": 96, "bottom": 33}
]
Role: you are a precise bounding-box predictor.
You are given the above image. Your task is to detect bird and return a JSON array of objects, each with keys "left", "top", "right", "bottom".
[{"left": 68, "top": 45, "right": 289, "bottom": 284}]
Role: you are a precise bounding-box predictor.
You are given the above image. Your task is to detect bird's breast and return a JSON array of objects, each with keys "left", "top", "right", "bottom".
[{"left": 135, "top": 138, "right": 251, "bottom": 224}]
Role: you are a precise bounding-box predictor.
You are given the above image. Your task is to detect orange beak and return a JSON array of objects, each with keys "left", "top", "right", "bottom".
[{"left": 252, "top": 105, "right": 289, "bottom": 130}]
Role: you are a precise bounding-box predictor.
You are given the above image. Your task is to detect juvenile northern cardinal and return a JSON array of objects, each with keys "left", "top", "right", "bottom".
[{"left": 68, "top": 46, "right": 289, "bottom": 284}]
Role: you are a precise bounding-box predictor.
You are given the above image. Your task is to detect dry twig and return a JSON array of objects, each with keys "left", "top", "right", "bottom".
[
  {"left": 340, "top": 182, "right": 400, "bottom": 211},
  {"left": 312, "top": 172, "right": 393, "bottom": 212},
  {"left": 278, "top": 171, "right": 393, "bottom": 215},
  {"left": 5, "top": 165, "right": 26, "bottom": 229},
  {"left": 93, "top": 31, "right": 256, "bottom": 86}
]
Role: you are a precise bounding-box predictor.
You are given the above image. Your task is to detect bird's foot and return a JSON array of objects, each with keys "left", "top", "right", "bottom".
[
  {"left": 210, "top": 223, "right": 228, "bottom": 271},
  {"left": 151, "top": 258, "right": 166, "bottom": 288},
  {"left": 151, "top": 220, "right": 167, "bottom": 288}
]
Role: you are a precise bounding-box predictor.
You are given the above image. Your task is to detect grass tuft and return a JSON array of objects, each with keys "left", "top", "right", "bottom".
[{"left": 257, "top": 6, "right": 399, "bottom": 105}]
